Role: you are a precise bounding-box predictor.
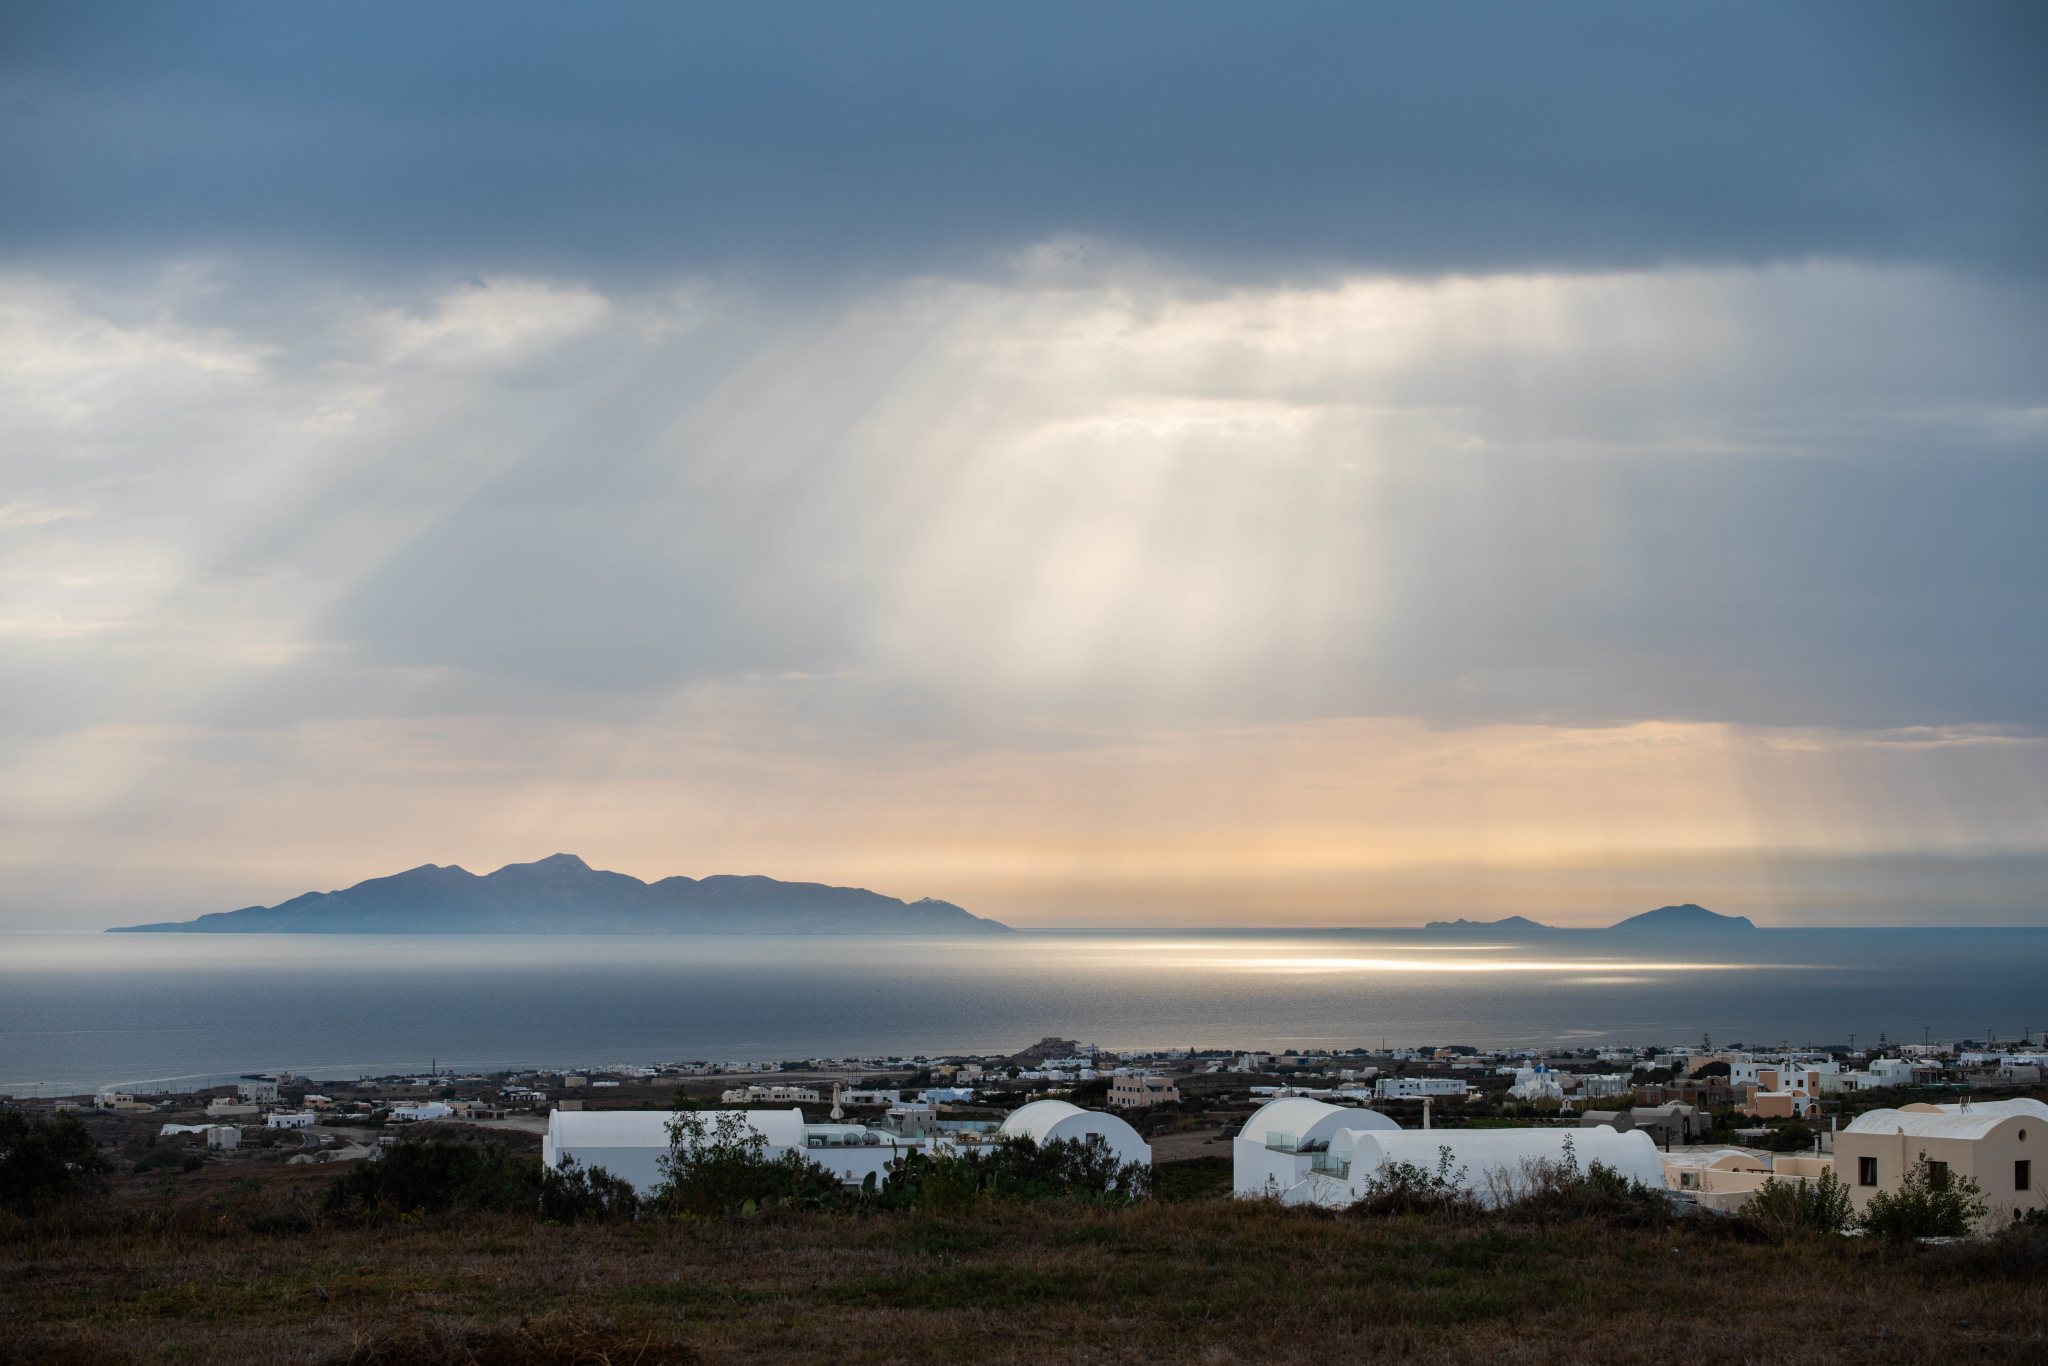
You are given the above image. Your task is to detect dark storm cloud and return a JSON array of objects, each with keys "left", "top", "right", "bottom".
[{"left": 3, "top": 1, "right": 2043, "bottom": 281}]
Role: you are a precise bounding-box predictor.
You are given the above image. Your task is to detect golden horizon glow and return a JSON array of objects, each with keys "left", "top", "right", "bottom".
[{"left": 2, "top": 262, "right": 2044, "bottom": 929}]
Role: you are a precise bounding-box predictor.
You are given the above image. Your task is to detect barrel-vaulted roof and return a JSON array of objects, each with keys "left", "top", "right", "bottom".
[
  {"left": 1243, "top": 1097, "right": 1398, "bottom": 1149},
  {"left": 1842, "top": 1108, "right": 2026, "bottom": 1142}
]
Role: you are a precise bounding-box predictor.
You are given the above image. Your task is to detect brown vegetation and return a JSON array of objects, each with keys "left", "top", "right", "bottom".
[{"left": 3, "top": 1170, "right": 2046, "bottom": 1365}]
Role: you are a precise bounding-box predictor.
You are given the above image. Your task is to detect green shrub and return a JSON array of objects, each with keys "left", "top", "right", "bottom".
[
  {"left": 1757, "top": 1122, "right": 1817, "bottom": 1153},
  {"left": 539, "top": 1156, "right": 642, "bottom": 1222},
  {"left": 1067, "top": 1077, "right": 1112, "bottom": 1106},
  {"left": 1741, "top": 1168, "right": 1855, "bottom": 1236},
  {"left": 1351, "top": 1145, "right": 1478, "bottom": 1219},
  {"left": 0, "top": 1111, "right": 116, "bottom": 1215},
  {"left": 1494, "top": 1139, "right": 1673, "bottom": 1229},
  {"left": 132, "top": 1147, "right": 204, "bottom": 1175},
  {"left": 1863, "top": 1153, "right": 1987, "bottom": 1241},
  {"left": 653, "top": 1110, "right": 843, "bottom": 1217},
  {"left": 880, "top": 1134, "right": 1150, "bottom": 1211},
  {"left": 321, "top": 1140, "right": 636, "bottom": 1222}
]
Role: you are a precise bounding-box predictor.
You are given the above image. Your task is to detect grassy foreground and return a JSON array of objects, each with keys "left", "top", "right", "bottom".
[{"left": 4, "top": 1188, "right": 2046, "bottom": 1365}]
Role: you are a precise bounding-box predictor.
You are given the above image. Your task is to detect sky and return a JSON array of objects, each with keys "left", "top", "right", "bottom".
[{"left": 2, "top": 2, "right": 2045, "bottom": 928}]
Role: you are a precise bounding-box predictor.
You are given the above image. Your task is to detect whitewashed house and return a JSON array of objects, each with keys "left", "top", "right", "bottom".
[
  {"left": 542, "top": 1099, "right": 1152, "bottom": 1198},
  {"left": 1374, "top": 1077, "right": 1469, "bottom": 1100},
  {"left": 1837, "top": 1099, "right": 2046, "bottom": 1230},
  {"left": 390, "top": 1102, "right": 453, "bottom": 1122},
  {"left": 1235, "top": 1098, "right": 1401, "bottom": 1200},
  {"left": 543, "top": 1108, "right": 915, "bottom": 1195},
  {"left": 994, "top": 1100, "right": 1151, "bottom": 1169},
  {"left": 1241, "top": 1120, "right": 1666, "bottom": 1209}
]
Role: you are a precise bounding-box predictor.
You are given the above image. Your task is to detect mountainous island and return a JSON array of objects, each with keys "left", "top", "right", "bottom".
[
  {"left": 1423, "top": 903, "right": 1757, "bottom": 934},
  {"left": 106, "top": 854, "right": 1014, "bottom": 935}
]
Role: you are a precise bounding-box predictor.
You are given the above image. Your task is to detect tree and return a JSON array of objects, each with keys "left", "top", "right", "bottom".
[
  {"left": 1863, "top": 1153, "right": 1988, "bottom": 1241},
  {"left": 1759, "top": 1121, "right": 1816, "bottom": 1153},
  {"left": 539, "top": 1156, "right": 641, "bottom": 1222},
  {"left": 1741, "top": 1168, "right": 1855, "bottom": 1236},
  {"left": 653, "top": 1109, "right": 840, "bottom": 1217},
  {"left": 0, "top": 1111, "right": 116, "bottom": 1215},
  {"left": 1069, "top": 1077, "right": 1112, "bottom": 1105}
]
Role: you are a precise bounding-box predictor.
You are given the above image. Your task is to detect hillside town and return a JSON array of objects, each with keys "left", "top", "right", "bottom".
[{"left": 17, "top": 1030, "right": 2045, "bottom": 1232}]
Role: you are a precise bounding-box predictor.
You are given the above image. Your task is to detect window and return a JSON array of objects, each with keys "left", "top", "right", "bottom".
[
  {"left": 1927, "top": 1160, "right": 1950, "bottom": 1190},
  {"left": 2019, "top": 1160, "right": 2032, "bottom": 1193},
  {"left": 1858, "top": 1156, "right": 1878, "bottom": 1187}
]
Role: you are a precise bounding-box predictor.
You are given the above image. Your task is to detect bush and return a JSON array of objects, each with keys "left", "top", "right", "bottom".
[
  {"left": 1067, "top": 1077, "right": 1112, "bottom": 1106},
  {"left": 650, "top": 1107, "right": 1152, "bottom": 1219},
  {"left": 1741, "top": 1168, "right": 1855, "bottom": 1237},
  {"left": 1490, "top": 1137, "right": 1673, "bottom": 1229},
  {"left": 1757, "top": 1122, "right": 1817, "bottom": 1153},
  {"left": 1351, "top": 1145, "right": 1479, "bottom": 1219},
  {"left": 133, "top": 1148, "right": 205, "bottom": 1175},
  {"left": 539, "top": 1156, "right": 642, "bottom": 1223},
  {"left": 1862, "top": 1153, "right": 1988, "bottom": 1241},
  {"left": 0, "top": 1111, "right": 116, "bottom": 1215},
  {"left": 896, "top": 1134, "right": 1152, "bottom": 1209},
  {"left": 653, "top": 1109, "right": 843, "bottom": 1217},
  {"left": 320, "top": 1140, "right": 636, "bottom": 1222},
  {"left": 1920, "top": 1209, "right": 2048, "bottom": 1281}
]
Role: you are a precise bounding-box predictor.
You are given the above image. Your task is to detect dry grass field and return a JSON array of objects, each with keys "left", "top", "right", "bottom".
[{"left": 4, "top": 1169, "right": 2045, "bottom": 1366}]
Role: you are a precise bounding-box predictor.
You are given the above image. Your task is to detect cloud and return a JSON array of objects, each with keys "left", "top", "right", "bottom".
[
  {"left": 3, "top": 3, "right": 2043, "bottom": 282},
  {"left": 0, "top": 256, "right": 2043, "bottom": 926},
  {"left": 4, "top": 260, "right": 2045, "bottom": 741}
]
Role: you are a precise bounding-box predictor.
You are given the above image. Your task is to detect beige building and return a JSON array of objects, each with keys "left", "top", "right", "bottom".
[
  {"left": 1109, "top": 1073, "right": 1180, "bottom": 1109},
  {"left": 719, "top": 1084, "right": 821, "bottom": 1104},
  {"left": 1835, "top": 1099, "right": 2045, "bottom": 1230},
  {"left": 1736, "top": 1064, "right": 1832, "bottom": 1120},
  {"left": 1658, "top": 1149, "right": 1834, "bottom": 1213}
]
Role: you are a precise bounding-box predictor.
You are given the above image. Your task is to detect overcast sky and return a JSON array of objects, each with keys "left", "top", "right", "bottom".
[{"left": 3, "top": 2, "right": 2044, "bottom": 927}]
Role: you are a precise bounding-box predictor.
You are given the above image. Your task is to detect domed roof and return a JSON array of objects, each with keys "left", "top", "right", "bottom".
[
  {"left": 1243, "top": 1097, "right": 1398, "bottom": 1148},
  {"left": 1000, "top": 1099, "right": 1086, "bottom": 1143},
  {"left": 997, "top": 1098, "right": 1150, "bottom": 1167}
]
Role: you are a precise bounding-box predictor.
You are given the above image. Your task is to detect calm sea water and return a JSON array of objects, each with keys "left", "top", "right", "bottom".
[{"left": 2, "top": 930, "right": 2044, "bottom": 1095}]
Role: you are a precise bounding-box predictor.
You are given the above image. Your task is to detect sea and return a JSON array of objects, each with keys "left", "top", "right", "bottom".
[{"left": 2, "top": 929, "right": 2044, "bottom": 1096}]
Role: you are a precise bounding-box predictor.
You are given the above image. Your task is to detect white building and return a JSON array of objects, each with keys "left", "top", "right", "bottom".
[
  {"left": 887, "top": 1102, "right": 940, "bottom": 1136},
  {"left": 237, "top": 1079, "right": 280, "bottom": 1103},
  {"left": 995, "top": 1100, "right": 1151, "bottom": 1169},
  {"left": 719, "top": 1084, "right": 820, "bottom": 1104},
  {"left": 1241, "top": 1115, "right": 1665, "bottom": 1209},
  {"left": 542, "top": 1099, "right": 1156, "bottom": 1197},
  {"left": 1507, "top": 1068, "right": 1565, "bottom": 1102},
  {"left": 840, "top": 1088, "right": 901, "bottom": 1106},
  {"left": 543, "top": 1107, "right": 919, "bottom": 1195},
  {"left": 1375, "top": 1077, "right": 1470, "bottom": 1099},
  {"left": 266, "top": 1111, "right": 317, "bottom": 1129},
  {"left": 390, "top": 1102, "right": 453, "bottom": 1122},
  {"left": 1234, "top": 1098, "right": 1401, "bottom": 1201},
  {"left": 1837, "top": 1099, "right": 2047, "bottom": 1230}
]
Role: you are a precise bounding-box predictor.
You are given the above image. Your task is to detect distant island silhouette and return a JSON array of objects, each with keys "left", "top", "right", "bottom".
[
  {"left": 1424, "top": 903, "right": 1757, "bottom": 934},
  {"left": 107, "top": 854, "right": 1013, "bottom": 935}
]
